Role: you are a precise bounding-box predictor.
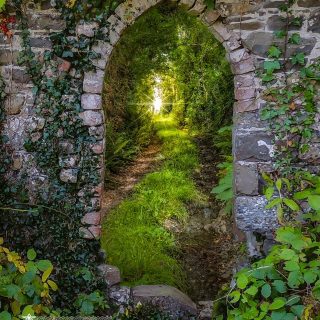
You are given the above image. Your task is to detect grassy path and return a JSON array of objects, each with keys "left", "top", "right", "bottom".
[{"left": 101, "top": 116, "right": 203, "bottom": 289}]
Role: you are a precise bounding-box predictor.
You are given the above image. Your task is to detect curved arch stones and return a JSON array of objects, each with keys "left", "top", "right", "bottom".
[{"left": 2, "top": 0, "right": 320, "bottom": 243}]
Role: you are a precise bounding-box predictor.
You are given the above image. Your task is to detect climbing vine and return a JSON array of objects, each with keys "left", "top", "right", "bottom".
[{"left": 219, "top": 1, "right": 320, "bottom": 319}]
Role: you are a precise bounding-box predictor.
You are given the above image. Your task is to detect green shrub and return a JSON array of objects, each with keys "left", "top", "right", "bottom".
[{"left": 0, "top": 239, "right": 58, "bottom": 319}]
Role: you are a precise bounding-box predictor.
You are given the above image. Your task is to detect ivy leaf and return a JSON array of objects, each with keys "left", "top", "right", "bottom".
[
  {"left": 289, "top": 33, "right": 301, "bottom": 45},
  {"left": 261, "top": 283, "right": 271, "bottom": 298},
  {"left": 291, "top": 53, "right": 305, "bottom": 65},
  {"left": 264, "top": 60, "right": 281, "bottom": 74},
  {"left": 274, "top": 30, "right": 286, "bottom": 38},
  {"left": 37, "top": 260, "right": 53, "bottom": 272},
  {"left": 80, "top": 300, "right": 94, "bottom": 316},
  {"left": 27, "top": 248, "right": 37, "bottom": 261},
  {"left": 268, "top": 46, "right": 282, "bottom": 58}
]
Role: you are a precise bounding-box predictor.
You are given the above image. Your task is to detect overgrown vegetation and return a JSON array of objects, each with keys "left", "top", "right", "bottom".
[
  {"left": 102, "top": 116, "right": 202, "bottom": 288},
  {"left": 103, "top": 2, "right": 233, "bottom": 180},
  {"left": 217, "top": 1, "right": 320, "bottom": 319}
]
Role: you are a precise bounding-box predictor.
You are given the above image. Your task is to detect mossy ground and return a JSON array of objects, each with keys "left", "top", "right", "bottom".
[{"left": 101, "top": 116, "right": 204, "bottom": 289}]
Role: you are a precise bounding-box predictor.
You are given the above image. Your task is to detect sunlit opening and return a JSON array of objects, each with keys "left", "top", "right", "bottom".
[{"left": 153, "top": 77, "right": 162, "bottom": 114}]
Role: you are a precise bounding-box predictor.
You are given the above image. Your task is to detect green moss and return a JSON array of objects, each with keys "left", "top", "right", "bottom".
[{"left": 101, "top": 116, "right": 203, "bottom": 288}]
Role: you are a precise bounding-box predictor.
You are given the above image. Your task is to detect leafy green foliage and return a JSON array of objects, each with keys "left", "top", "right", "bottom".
[
  {"left": 74, "top": 291, "right": 108, "bottom": 316},
  {"left": 0, "top": 0, "right": 5, "bottom": 12},
  {"left": 101, "top": 117, "right": 202, "bottom": 288},
  {"left": 211, "top": 160, "right": 233, "bottom": 215},
  {"left": 227, "top": 220, "right": 320, "bottom": 319},
  {"left": 0, "top": 238, "right": 58, "bottom": 318}
]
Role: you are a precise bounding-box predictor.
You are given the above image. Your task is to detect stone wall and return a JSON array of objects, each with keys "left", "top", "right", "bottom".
[{"left": 1, "top": 0, "right": 320, "bottom": 243}]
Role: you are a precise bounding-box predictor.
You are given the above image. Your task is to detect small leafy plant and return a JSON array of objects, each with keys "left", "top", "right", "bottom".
[{"left": 0, "top": 238, "right": 58, "bottom": 319}]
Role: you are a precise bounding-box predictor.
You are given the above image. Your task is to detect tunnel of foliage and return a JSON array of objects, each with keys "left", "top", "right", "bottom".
[
  {"left": 103, "top": 1, "right": 233, "bottom": 180},
  {"left": 102, "top": 2, "right": 234, "bottom": 290}
]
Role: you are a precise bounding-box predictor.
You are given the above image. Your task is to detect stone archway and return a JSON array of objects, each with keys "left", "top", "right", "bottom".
[{"left": 79, "top": 0, "right": 273, "bottom": 239}]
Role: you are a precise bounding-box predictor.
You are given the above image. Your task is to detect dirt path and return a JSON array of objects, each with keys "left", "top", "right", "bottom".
[
  {"left": 101, "top": 143, "right": 162, "bottom": 215},
  {"left": 174, "top": 137, "right": 241, "bottom": 302}
]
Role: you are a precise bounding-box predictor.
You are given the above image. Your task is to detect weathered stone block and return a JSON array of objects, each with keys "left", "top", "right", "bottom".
[
  {"left": 59, "top": 140, "right": 75, "bottom": 154},
  {"left": 231, "top": 57, "right": 255, "bottom": 75},
  {"left": 298, "top": 0, "right": 320, "bottom": 7},
  {"left": 234, "top": 99, "right": 259, "bottom": 113},
  {"left": 92, "top": 41, "right": 113, "bottom": 56},
  {"left": 223, "top": 34, "right": 241, "bottom": 52},
  {"left": 132, "top": 285, "right": 197, "bottom": 319},
  {"left": 83, "top": 70, "right": 104, "bottom": 94},
  {"left": 229, "top": 21, "right": 263, "bottom": 31},
  {"left": 60, "top": 168, "right": 78, "bottom": 183},
  {"left": 107, "top": 15, "right": 126, "bottom": 35},
  {"left": 59, "top": 156, "right": 79, "bottom": 168},
  {"left": 29, "top": 37, "right": 52, "bottom": 48},
  {"left": 234, "top": 133, "right": 273, "bottom": 161},
  {"left": 110, "top": 286, "right": 131, "bottom": 305},
  {"left": 76, "top": 22, "right": 99, "bottom": 37},
  {"left": 79, "top": 225, "right": 101, "bottom": 239},
  {"left": 27, "top": 13, "right": 66, "bottom": 30},
  {"left": 91, "top": 141, "right": 104, "bottom": 154},
  {"left": 89, "top": 125, "right": 105, "bottom": 140},
  {"left": 235, "top": 196, "right": 278, "bottom": 233},
  {"left": 12, "top": 152, "right": 23, "bottom": 170},
  {"left": 201, "top": 9, "right": 220, "bottom": 26},
  {"left": 5, "top": 94, "right": 25, "bottom": 115},
  {"left": 179, "top": 0, "right": 196, "bottom": 9},
  {"left": 209, "top": 22, "right": 231, "bottom": 43},
  {"left": 235, "top": 87, "right": 256, "bottom": 101},
  {"left": 81, "top": 211, "right": 101, "bottom": 225},
  {"left": 81, "top": 94, "right": 102, "bottom": 110},
  {"left": 267, "top": 15, "right": 302, "bottom": 31},
  {"left": 234, "top": 73, "right": 255, "bottom": 88},
  {"left": 229, "top": 48, "right": 250, "bottom": 63},
  {"left": 299, "top": 144, "right": 320, "bottom": 164},
  {"left": 189, "top": 0, "right": 206, "bottom": 15},
  {"left": 79, "top": 110, "right": 103, "bottom": 126},
  {"left": 98, "top": 264, "right": 121, "bottom": 286},
  {"left": 308, "top": 9, "right": 320, "bottom": 33},
  {"left": 235, "top": 163, "right": 259, "bottom": 195}
]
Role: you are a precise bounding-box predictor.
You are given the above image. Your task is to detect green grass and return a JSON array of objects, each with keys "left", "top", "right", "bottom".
[{"left": 101, "top": 116, "right": 202, "bottom": 289}]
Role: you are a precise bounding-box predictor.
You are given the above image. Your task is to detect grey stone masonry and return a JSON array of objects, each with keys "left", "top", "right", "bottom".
[{"left": 1, "top": 0, "right": 320, "bottom": 242}]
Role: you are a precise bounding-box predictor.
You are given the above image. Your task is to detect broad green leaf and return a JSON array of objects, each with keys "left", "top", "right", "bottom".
[
  {"left": 237, "top": 273, "right": 249, "bottom": 289},
  {"left": 42, "top": 265, "right": 53, "bottom": 282},
  {"left": 80, "top": 300, "right": 94, "bottom": 316},
  {"left": 294, "top": 190, "right": 312, "bottom": 200},
  {"left": 303, "top": 270, "right": 317, "bottom": 284},
  {"left": 264, "top": 60, "right": 281, "bottom": 75},
  {"left": 286, "top": 295, "right": 300, "bottom": 306},
  {"left": 37, "top": 260, "right": 53, "bottom": 272},
  {"left": 261, "top": 283, "right": 271, "bottom": 298},
  {"left": 278, "top": 249, "right": 296, "bottom": 260},
  {"left": 27, "top": 248, "right": 37, "bottom": 261},
  {"left": 22, "top": 305, "right": 34, "bottom": 317},
  {"left": 266, "top": 198, "right": 282, "bottom": 209},
  {"left": 284, "top": 260, "right": 300, "bottom": 272},
  {"left": 229, "top": 290, "right": 241, "bottom": 303},
  {"left": 0, "top": 312, "right": 11, "bottom": 320},
  {"left": 290, "top": 305, "right": 304, "bottom": 317},
  {"left": 289, "top": 33, "right": 301, "bottom": 44},
  {"left": 270, "top": 298, "right": 286, "bottom": 310},
  {"left": 245, "top": 285, "right": 258, "bottom": 296},
  {"left": 291, "top": 53, "right": 305, "bottom": 65},
  {"left": 308, "top": 195, "right": 320, "bottom": 211},
  {"left": 47, "top": 280, "right": 58, "bottom": 291},
  {"left": 0, "top": 0, "right": 5, "bottom": 12},
  {"left": 283, "top": 198, "right": 299, "bottom": 211},
  {"left": 265, "top": 187, "right": 274, "bottom": 200},
  {"left": 268, "top": 46, "right": 282, "bottom": 58},
  {"left": 273, "top": 280, "right": 287, "bottom": 293}
]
